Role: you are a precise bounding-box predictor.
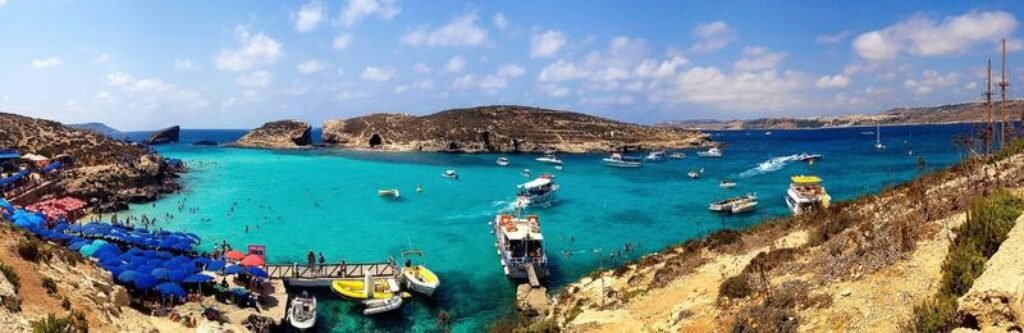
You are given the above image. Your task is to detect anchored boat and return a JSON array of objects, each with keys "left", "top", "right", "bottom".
[
  {"left": 794, "top": 153, "right": 823, "bottom": 162},
  {"left": 362, "top": 295, "right": 403, "bottom": 315},
  {"left": 378, "top": 189, "right": 400, "bottom": 199},
  {"left": 603, "top": 153, "right": 643, "bottom": 168},
  {"left": 669, "top": 152, "right": 686, "bottom": 159},
  {"left": 517, "top": 174, "right": 559, "bottom": 207},
  {"left": 697, "top": 147, "right": 723, "bottom": 158},
  {"left": 687, "top": 170, "right": 700, "bottom": 179},
  {"left": 442, "top": 169, "right": 459, "bottom": 180},
  {"left": 535, "top": 154, "right": 563, "bottom": 165},
  {"left": 492, "top": 214, "right": 549, "bottom": 280},
  {"left": 645, "top": 150, "right": 667, "bottom": 162},
  {"left": 331, "top": 275, "right": 405, "bottom": 315},
  {"left": 785, "top": 175, "right": 831, "bottom": 215},
  {"left": 399, "top": 250, "right": 440, "bottom": 297},
  {"left": 288, "top": 291, "right": 317, "bottom": 331},
  {"left": 719, "top": 179, "right": 737, "bottom": 189},
  {"left": 496, "top": 157, "right": 510, "bottom": 166},
  {"left": 709, "top": 193, "right": 758, "bottom": 214}
]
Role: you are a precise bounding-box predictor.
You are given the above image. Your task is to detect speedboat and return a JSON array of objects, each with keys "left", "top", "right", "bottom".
[
  {"left": 645, "top": 150, "right": 667, "bottom": 162},
  {"left": 535, "top": 154, "right": 563, "bottom": 165},
  {"left": 669, "top": 152, "right": 686, "bottom": 159},
  {"left": 603, "top": 153, "right": 642, "bottom": 168},
  {"left": 492, "top": 214, "right": 549, "bottom": 280},
  {"left": 785, "top": 175, "right": 831, "bottom": 216},
  {"left": 697, "top": 147, "right": 722, "bottom": 158},
  {"left": 496, "top": 157, "right": 510, "bottom": 166},
  {"left": 331, "top": 276, "right": 399, "bottom": 301},
  {"left": 399, "top": 250, "right": 440, "bottom": 297},
  {"left": 378, "top": 189, "right": 400, "bottom": 199},
  {"left": 362, "top": 295, "right": 403, "bottom": 315},
  {"left": 719, "top": 180, "right": 737, "bottom": 189},
  {"left": 709, "top": 193, "right": 757, "bottom": 214},
  {"left": 288, "top": 291, "right": 317, "bottom": 330},
  {"left": 520, "top": 169, "right": 532, "bottom": 178},
  {"left": 794, "top": 153, "right": 823, "bottom": 162},
  {"left": 687, "top": 171, "right": 700, "bottom": 179},
  {"left": 517, "top": 174, "right": 559, "bottom": 207},
  {"left": 442, "top": 170, "right": 459, "bottom": 180}
]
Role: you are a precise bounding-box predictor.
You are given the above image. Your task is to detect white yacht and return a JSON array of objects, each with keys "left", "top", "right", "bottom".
[
  {"left": 535, "top": 154, "right": 563, "bottom": 165},
  {"left": 645, "top": 150, "right": 667, "bottom": 162},
  {"left": 517, "top": 174, "right": 559, "bottom": 207},
  {"left": 496, "top": 157, "right": 510, "bottom": 166},
  {"left": 687, "top": 170, "right": 700, "bottom": 179},
  {"left": 603, "top": 153, "right": 643, "bottom": 168},
  {"left": 697, "top": 147, "right": 723, "bottom": 158},
  {"left": 442, "top": 169, "right": 459, "bottom": 180},
  {"left": 492, "top": 214, "right": 549, "bottom": 280},
  {"left": 785, "top": 175, "right": 831, "bottom": 216},
  {"left": 794, "top": 153, "right": 823, "bottom": 162}
]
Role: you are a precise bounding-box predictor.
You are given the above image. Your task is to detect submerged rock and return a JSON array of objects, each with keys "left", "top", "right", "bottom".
[
  {"left": 192, "top": 140, "right": 218, "bottom": 146},
  {"left": 144, "top": 125, "right": 180, "bottom": 145},
  {"left": 234, "top": 119, "right": 312, "bottom": 149}
]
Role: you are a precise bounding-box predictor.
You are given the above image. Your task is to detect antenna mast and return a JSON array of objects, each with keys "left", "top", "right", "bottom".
[
  {"left": 986, "top": 59, "right": 994, "bottom": 155},
  {"left": 998, "top": 38, "right": 1010, "bottom": 148}
]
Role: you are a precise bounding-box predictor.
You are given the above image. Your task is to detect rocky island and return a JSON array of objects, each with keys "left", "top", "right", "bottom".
[
  {"left": 143, "top": 125, "right": 180, "bottom": 145},
  {"left": 321, "top": 105, "right": 709, "bottom": 153},
  {"left": 233, "top": 119, "right": 312, "bottom": 149}
]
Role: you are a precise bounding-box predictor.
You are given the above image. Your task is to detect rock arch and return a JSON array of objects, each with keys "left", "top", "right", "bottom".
[{"left": 368, "top": 133, "right": 383, "bottom": 147}]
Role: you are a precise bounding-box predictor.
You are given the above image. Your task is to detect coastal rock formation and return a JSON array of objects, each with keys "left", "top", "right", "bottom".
[
  {"left": 144, "top": 125, "right": 180, "bottom": 145},
  {"left": 320, "top": 105, "right": 709, "bottom": 153},
  {"left": 956, "top": 214, "right": 1024, "bottom": 331},
  {"left": 234, "top": 119, "right": 312, "bottom": 149}
]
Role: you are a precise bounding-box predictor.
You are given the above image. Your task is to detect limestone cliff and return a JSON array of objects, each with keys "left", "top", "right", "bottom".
[
  {"left": 320, "top": 105, "right": 709, "bottom": 153},
  {"left": 143, "top": 125, "right": 179, "bottom": 145},
  {"left": 234, "top": 119, "right": 312, "bottom": 149}
]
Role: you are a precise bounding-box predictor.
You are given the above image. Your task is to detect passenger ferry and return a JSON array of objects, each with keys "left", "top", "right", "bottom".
[
  {"left": 492, "top": 214, "right": 549, "bottom": 280},
  {"left": 517, "top": 174, "right": 559, "bottom": 207},
  {"left": 602, "top": 153, "right": 643, "bottom": 168},
  {"left": 785, "top": 175, "right": 831, "bottom": 215}
]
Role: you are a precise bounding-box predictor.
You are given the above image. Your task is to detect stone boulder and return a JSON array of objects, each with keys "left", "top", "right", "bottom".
[
  {"left": 234, "top": 120, "right": 312, "bottom": 149},
  {"left": 956, "top": 214, "right": 1024, "bottom": 331},
  {"left": 144, "top": 125, "right": 179, "bottom": 145}
]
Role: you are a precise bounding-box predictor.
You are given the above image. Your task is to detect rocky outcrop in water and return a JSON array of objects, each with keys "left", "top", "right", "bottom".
[
  {"left": 143, "top": 125, "right": 179, "bottom": 145},
  {"left": 320, "top": 105, "right": 709, "bottom": 153},
  {"left": 192, "top": 140, "right": 218, "bottom": 146},
  {"left": 234, "top": 119, "right": 312, "bottom": 149}
]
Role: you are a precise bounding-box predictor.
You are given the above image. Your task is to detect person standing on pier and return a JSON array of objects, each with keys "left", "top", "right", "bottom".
[
  {"left": 318, "top": 252, "right": 326, "bottom": 274},
  {"left": 306, "top": 250, "right": 316, "bottom": 273}
]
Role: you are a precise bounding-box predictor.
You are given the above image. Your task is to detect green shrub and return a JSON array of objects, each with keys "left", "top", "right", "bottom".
[
  {"left": 907, "top": 296, "right": 956, "bottom": 333},
  {"left": 17, "top": 239, "right": 48, "bottom": 263},
  {"left": 61, "top": 297, "right": 71, "bottom": 310},
  {"left": 30, "top": 311, "right": 88, "bottom": 333},
  {"left": 719, "top": 275, "right": 752, "bottom": 299},
  {"left": 42, "top": 277, "right": 58, "bottom": 295},
  {"left": 0, "top": 261, "right": 20, "bottom": 291}
]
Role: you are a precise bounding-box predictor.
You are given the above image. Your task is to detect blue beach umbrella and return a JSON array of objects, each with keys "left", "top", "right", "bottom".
[
  {"left": 246, "top": 266, "right": 269, "bottom": 279},
  {"left": 182, "top": 274, "right": 213, "bottom": 283},
  {"left": 117, "top": 270, "right": 139, "bottom": 284},
  {"left": 167, "top": 270, "right": 189, "bottom": 282},
  {"left": 192, "top": 257, "right": 211, "bottom": 267},
  {"left": 206, "top": 260, "right": 225, "bottom": 271},
  {"left": 150, "top": 268, "right": 171, "bottom": 280},
  {"left": 68, "top": 240, "right": 89, "bottom": 251},
  {"left": 222, "top": 265, "right": 245, "bottom": 275},
  {"left": 134, "top": 275, "right": 158, "bottom": 289},
  {"left": 156, "top": 282, "right": 186, "bottom": 297}
]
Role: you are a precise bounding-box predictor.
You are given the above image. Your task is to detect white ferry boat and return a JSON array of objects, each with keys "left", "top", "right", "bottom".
[
  {"left": 697, "top": 147, "right": 723, "bottom": 158},
  {"left": 492, "top": 214, "right": 549, "bottom": 280},
  {"left": 785, "top": 175, "right": 831, "bottom": 215},
  {"left": 602, "top": 153, "right": 643, "bottom": 168},
  {"left": 517, "top": 174, "right": 559, "bottom": 207}
]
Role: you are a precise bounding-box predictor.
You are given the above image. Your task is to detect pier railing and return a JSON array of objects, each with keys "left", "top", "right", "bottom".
[{"left": 265, "top": 262, "right": 397, "bottom": 280}]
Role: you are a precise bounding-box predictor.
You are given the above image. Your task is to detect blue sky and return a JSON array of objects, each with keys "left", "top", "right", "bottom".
[{"left": 0, "top": 1, "right": 1022, "bottom": 130}]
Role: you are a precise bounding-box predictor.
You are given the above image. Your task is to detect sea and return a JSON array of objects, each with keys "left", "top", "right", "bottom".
[{"left": 121, "top": 124, "right": 976, "bottom": 332}]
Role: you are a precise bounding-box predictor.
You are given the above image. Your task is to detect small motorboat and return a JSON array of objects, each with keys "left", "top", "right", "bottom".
[
  {"left": 535, "top": 154, "right": 564, "bottom": 165},
  {"left": 554, "top": 165, "right": 564, "bottom": 171},
  {"left": 378, "top": 189, "right": 400, "bottom": 199},
  {"left": 765, "top": 131, "right": 773, "bottom": 136},
  {"left": 331, "top": 276, "right": 399, "bottom": 301},
  {"left": 645, "top": 150, "right": 667, "bottom": 162},
  {"left": 709, "top": 193, "right": 758, "bottom": 214},
  {"left": 496, "top": 157, "right": 510, "bottom": 166},
  {"left": 794, "top": 153, "right": 823, "bottom": 162},
  {"left": 442, "top": 170, "right": 459, "bottom": 180},
  {"left": 669, "top": 152, "right": 686, "bottom": 159},
  {"left": 719, "top": 180, "right": 737, "bottom": 189},
  {"left": 400, "top": 250, "right": 440, "bottom": 297},
  {"left": 521, "top": 169, "right": 532, "bottom": 178},
  {"left": 362, "top": 295, "right": 404, "bottom": 315},
  {"left": 687, "top": 171, "right": 700, "bottom": 179},
  {"left": 288, "top": 291, "right": 317, "bottom": 330},
  {"left": 697, "top": 147, "right": 722, "bottom": 158},
  {"left": 603, "top": 153, "right": 643, "bottom": 168}
]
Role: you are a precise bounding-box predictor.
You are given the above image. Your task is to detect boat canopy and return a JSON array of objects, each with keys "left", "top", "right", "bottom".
[
  {"left": 518, "top": 177, "right": 552, "bottom": 189},
  {"left": 791, "top": 175, "right": 822, "bottom": 184}
]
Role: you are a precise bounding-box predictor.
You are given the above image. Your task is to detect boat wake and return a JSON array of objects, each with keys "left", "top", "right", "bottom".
[{"left": 738, "top": 154, "right": 799, "bottom": 178}]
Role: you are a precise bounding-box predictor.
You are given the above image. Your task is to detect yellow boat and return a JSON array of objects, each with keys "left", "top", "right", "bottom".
[
  {"left": 400, "top": 250, "right": 440, "bottom": 297},
  {"left": 331, "top": 276, "right": 398, "bottom": 301}
]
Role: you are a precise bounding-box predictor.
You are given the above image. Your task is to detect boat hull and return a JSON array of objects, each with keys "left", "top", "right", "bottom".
[
  {"left": 400, "top": 265, "right": 439, "bottom": 297},
  {"left": 288, "top": 297, "right": 317, "bottom": 330},
  {"left": 330, "top": 278, "right": 398, "bottom": 301}
]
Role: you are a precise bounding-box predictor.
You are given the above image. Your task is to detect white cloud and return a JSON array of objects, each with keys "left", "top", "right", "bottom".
[
  {"left": 688, "top": 21, "right": 736, "bottom": 53},
  {"left": 538, "top": 59, "right": 589, "bottom": 82},
  {"left": 332, "top": 33, "right": 353, "bottom": 50},
  {"left": 479, "top": 75, "right": 507, "bottom": 89},
  {"left": 340, "top": 0, "right": 400, "bottom": 27},
  {"left": 361, "top": 66, "right": 395, "bottom": 82},
  {"left": 297, "top": 60, "right": 327, "bottom": 74},
  {"left": 215, "top": 25, "right": 283, "bottom": 71},
  {"left": 816, "top": 31, "right": 851, "bottom": 44},
  {"left": 31, "top": 57, "right": 62, "bottom": 69},
  {"left": 497, "top": 64, "right": 525, "bottom": 78},
  {"left": 634, "top": 56, "right": 688, "bottom": 79},
  {"left": 853, "top": 10, "right": 1017, "bottom": 60},
  {"left": 492, "top": 12, "right": 508, "bottom": 30},
  {"left": 92, "top": 53, "right": 111, "bottom": 64},
  {"left": 582, "top": 95, "right": 634, "bottom": 106},
  {"left": 105, "top": 72, "right": 209, "bottom": 109},
  {"left": 540, "top": 84, "right": 570, "bottom": 97},
  {"left": 903, "top": 69, "right": 960, "bottom": 95},
  {"left": 394, "top": 79, "right": 434, "bottom": 93},
  {"left": 293, "top": 0, "right": 324, "bottom": 33},
  {"left": 452, "top": 74, "right": 476, "bottom": 89},
  {"left": 414, "top": 62, "right": 431, "bottom": 74},
  {"left": 531, "top": 30, "right": 567, "bottom": 58},
  {"left": 95, "top": 91, "right": 112, "bottom": 102},
  {"left": 236, "top": 70, "right": 274, "bottom": 87},
  {"left": 400, "top": 12, "right": 488, "bottom": 47},
  {"left": 174, "top": 60, "right": 196, "bottom": 71},
  {"left": 733, "top": 46, "right": 787, "bottom": 72},
  {"left": 815, "top": 74, "right": 851, "bottom": 89},
  {"left": 445, "top": 55, "right": 466, "bottom": 73},
  {"left": 0, "top": 0, "right": 7, "bottom": 7},
  {"left": 650, "top": 67, "right": 811, "bottom": 111}
]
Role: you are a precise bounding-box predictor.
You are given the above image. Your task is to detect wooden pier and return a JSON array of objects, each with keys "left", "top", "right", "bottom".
[{"left": 265, "top": 261, "right": 398, "bottom": 287}]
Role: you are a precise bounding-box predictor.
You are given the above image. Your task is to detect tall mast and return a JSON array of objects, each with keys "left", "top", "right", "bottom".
[
  {"left": 998, "top": 38, "right": 1010, "bottom": 148},
  {"left": 986, "top": 58, "right": 994, "bottom": 155}
]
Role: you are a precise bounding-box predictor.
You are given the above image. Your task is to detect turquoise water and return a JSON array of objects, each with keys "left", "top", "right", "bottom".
[{"left": 125, "top": 124, "right": 972, "bottom": 332}]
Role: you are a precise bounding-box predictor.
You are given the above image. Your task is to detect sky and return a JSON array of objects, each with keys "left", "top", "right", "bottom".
[{"left": 1, "top": 1, "right": 1023, "bottom": 130}]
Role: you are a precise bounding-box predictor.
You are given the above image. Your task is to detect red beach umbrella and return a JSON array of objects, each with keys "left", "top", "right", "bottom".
[
  {"left": 224, "top": 250, "right": 245, "bottom": 261},
  {"left": 239, "top": 255, "right": 265, "bottom": 267}
]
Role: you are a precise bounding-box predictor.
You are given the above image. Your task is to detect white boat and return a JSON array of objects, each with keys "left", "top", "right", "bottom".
[
  {"left": 669, "top": 152, "right": 686, "bottom": 159},
  {"left": 687, "top": 171, "right": 700, "bottom": 179},
  {"left": 697, "top": 147, "right": 723, "bottom": 158},
  {"left": 378, "top": 189, "right": 400, "bottom": 199},
  {"left": 517, "top": 174, "right": 559, "bottom": 207},
  {"left": 496, "top": 157, "right": 510, "bottom": 166},
  {"left": 535, "top": 154, "right": 563, "bottom": 165},
  {"left": 785, "top": 175, "right": 831, "bottom": 216},
  {"left": 874, "top": 123, "right": 886, "bottom": 150},
  {"left": 794, "top": 153, "right": 823, "bottom": 162},
  {"left": 362, "top": 295, "right": 403, "bottom": 315},
  {"left": 719, "top": 180, "right": 737, "bottom": 189},
  {"left": 520, "top": 169, "right": 532, "bottom": 178},
  {"left": 645, "top": 150, "right": 667, "bottom": 162},
  {"left": 442, "top": 170, "right": 459, "bottom": 180},
  {"left": 709, "top": 193, "right": 758, "bottom": 214},
  {"left": 399, "top": 250, "right": 440, "bottom": 297},
  {"left": 492, "top": 214, "right": 549, "bottom": 280},
  {"left": 554, "top": 165, "right": 563, "bottom": 171},
  {"left": 765, "top": 131, "right": 773, "bottom": 136},
  {"left": 288, "top": 292, "right": 317, "bottom": 330},
  {"left": 603, "top": 153, "right": 643, "bottom": 168}
]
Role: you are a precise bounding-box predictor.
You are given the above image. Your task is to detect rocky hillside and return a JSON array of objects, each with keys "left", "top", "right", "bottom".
[
  {"left": 660, "top": 100, "right": 1024, "bottom": 130},
  {"left": 1, "top": 113, "right": 148, "bottom": 166},
  {"left": 529, "top": 144, "right": 1024, "bottom": 332},
  {"left": 233, "top": 119, "right": 312, "bottom": 149},
  {"left": 321, "top": 105, "right": 709, "bottom": 153},
  {"left": 66, "top": 122, "right": 122, "bottom": 137}
]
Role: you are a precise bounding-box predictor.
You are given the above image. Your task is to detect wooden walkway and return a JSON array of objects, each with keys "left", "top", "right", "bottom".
[
  {"left": 526, "top": 264, "right": 541, "bottom": 288},
  {"left": 265, "top": 262, "right": 397, "bottom": 280}
]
